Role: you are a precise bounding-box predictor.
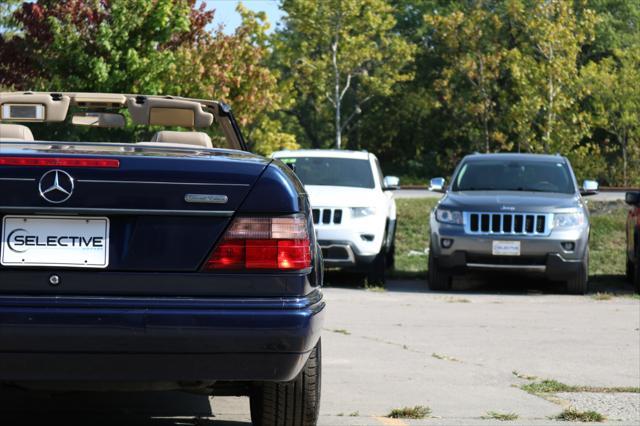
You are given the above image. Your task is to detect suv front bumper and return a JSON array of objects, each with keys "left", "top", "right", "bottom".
[
  {"left": 435, "top": 250, "right": 583, "bottom": 281},
  {"left": 317, "top": 239, "right": 377, "bottom": 269},
  {"left": 431, "top": 223, "right": 588, "bottom": 280}
]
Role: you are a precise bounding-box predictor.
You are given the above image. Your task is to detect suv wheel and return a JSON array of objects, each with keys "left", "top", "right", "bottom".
[
  {"left": 428, "top": 245, "right": 451, "bottom": 291},
  {"left": 367, "top": 252, "right": 386, "bottom": 285},
  {"left": 386, "top": 244, "right": 396, "bottom": 269},
  {"left": 567, "top": 247, "right": 589, "bottom": 295},
  {"left": 250, "top": 340, "right": 321, "bottom": 426},
  {"left": 634, "top": 257, "right": 640, "bottom": 294},
  {"left": 626, "top": 257, "right": 634, "bottom": 283}
]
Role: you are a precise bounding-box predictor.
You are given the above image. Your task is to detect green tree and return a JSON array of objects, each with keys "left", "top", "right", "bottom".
[
  {"left": 506, "top": 0, "right": 598, "bottom": 154},
  {"left": 425, "top": 2, "right": 507, "bottom": 153},
  {"left": 276, "top": 0, "right": 415, "bottom": 149},
  {"left": 582, "top": 50, "right": 640, "bottom": 185},
  {"left": 0, "top": 0, "right": 21, "bottom": 35},
  {"left": 0, "top": 0, "right": 296, "bottom": 154}
]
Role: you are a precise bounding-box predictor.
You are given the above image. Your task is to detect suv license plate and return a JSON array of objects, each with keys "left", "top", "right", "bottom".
[
  {"left": 1, "top": 216, "right": 109, "bottom": 268},
  {"left": 492, "top": 240, "right": 520, "bottom": 256}
]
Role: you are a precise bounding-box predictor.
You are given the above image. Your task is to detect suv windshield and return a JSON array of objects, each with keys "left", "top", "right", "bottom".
[
  {"left": 452, "top": 159, "right": 575, "bottom": 194},
  {"left": 279, "top": 157, "right": 375, "bottom": 189}
]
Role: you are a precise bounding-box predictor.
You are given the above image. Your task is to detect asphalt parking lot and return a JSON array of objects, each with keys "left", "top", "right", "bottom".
[{"left": 1, "top": 277, "right": 638, "bottom": 425}]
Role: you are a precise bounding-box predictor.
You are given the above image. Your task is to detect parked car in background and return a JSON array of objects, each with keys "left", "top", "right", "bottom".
[
  {"left": 428, "top": 153, "right": 598, "bottom": 294},
  {"left": 0, "top": 91, "right": 325, "bottom": 426},
  {"left": 272, "top": 149, "right": 399, "bottom": 284},
  {"left": 624, "top": 191, "right": 640, "bottom": 294}
]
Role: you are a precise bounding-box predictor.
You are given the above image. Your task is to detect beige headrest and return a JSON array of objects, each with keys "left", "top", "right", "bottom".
[
  {"left": 0, "top": 124, "right": 35, "bottom": 141},
  {"left": 150, "top": 131, "right": 213, "bottom": 148}
]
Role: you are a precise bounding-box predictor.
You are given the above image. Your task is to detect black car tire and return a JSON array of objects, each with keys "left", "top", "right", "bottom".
[
  {"left": 386, "top": 244, "right": 396, "bottom": 269},
  {"left": 626, "top": 257, "right": 634, "bottom": 283},
  {"left": 567, "top": 248, "right": 589, "bottom": 295},
  {"left": 634, "top": 257, "right": 640, "bottom": 294},
  {"left": 250, "top": 340, "right": 321, "bottom": 426},
  {"left": 428, "top": 245, "right": 452, "bottom": 291},
  {"left": 367, "top": 252, "right": 386, "bottom": 285}
]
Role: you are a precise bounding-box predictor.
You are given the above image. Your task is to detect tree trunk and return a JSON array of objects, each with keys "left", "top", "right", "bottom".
[
  {"left": 332, "top": 39, "right": 341, "bottom": 149},
  {"left": 622, "top": 130, "right": 628, "bottom": 187}
]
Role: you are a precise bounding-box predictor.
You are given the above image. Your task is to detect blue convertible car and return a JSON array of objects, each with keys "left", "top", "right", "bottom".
[{"left": 0, "top": 92, "right": 325, "bottom": 425}]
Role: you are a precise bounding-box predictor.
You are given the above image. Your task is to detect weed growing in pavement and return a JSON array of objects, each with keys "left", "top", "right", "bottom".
[
  {"left": 591, "top": 292, "right": 613, "bottom": 300},
  {"left": 554, "top": 408, "right": 606, "bottom": 422},
  {"left": 331, "top": 329, "right": 351, "bottom": 335},
  {"left": 512, "top": 371, "right": 538, "bottom": 380},
  {"left": 482, "top": 411, "right": 519, "bottom": 421},
  {"left": 336, "top": 413, "right": 344, "bottom": 417},
  {"left": 522, "top": 379, "right": 640, "bottom": 394},
  {"left": 431, "top": 353, "right": 461, "bottom": 362},
  {"left": 349, "top": 411, "right": 360, "bottom": 417},
  {"left": 388, "top": 406, "right": 431, "bottom": 419},
  {"left": 444, "top": 296, "right": 471, "bottom": 303},
  {"left": 365, "top": 284, "right": 386, "bottom": 292}
]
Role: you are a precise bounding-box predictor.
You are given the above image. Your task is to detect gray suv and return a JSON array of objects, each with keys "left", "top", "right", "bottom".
[{"left": 428, "top": 153, "right": 598, "bottom": 294}]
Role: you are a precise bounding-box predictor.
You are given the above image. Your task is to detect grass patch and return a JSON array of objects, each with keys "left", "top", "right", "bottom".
[
  {"left": 444, "top": 296, "right": 471, "bottom": 303},
  {"left": 482, "top": 411, "right": 519, "bottom": 421},
  {"left": 589, "top": 202, "right": 627, "bottom": 277},
  {"left": 512, "top": 370, "right": 538, "bottom": 380},
  {"left": 365, "top": 284, "right": 386, "bottom": 292},
  {"left": 348, "top": 411, "right": 359, "bottom": 417},
  {"left": 388, "top": 405, "right": 431, "bottom": 419},
  {"left": 522, "top": 379, "right": 640, "bottom": 394},
  {"left": 591, "top": 292, "right": 613, "bottom": 300},
  {"left": 431, "top": 352, "right": 460, "bottom": 362},
  {"left": 554, "top": 408, "right": 606, "bottom": 422},
  {"left": 331, "top": 329, "right": 351, "bottom": 335},
  {"left": 393, "top": 198, "right": 438, "bottom": 277}
]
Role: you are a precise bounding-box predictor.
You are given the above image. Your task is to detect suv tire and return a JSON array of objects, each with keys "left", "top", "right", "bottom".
[
  {"left": 428, "top": 245, "right": 452, "bottom": 291},
  {"left": 634, "top": 257, "right": 640, "bottom": 294},
  {"left": 250, "top": 340, "right": 321, "bottom": 426},
  {"left": 367, "top": 252, "right": 386, "bottom": 285},
  {"left": 567, "top": 247, "right": 589, "bottom": 295}
]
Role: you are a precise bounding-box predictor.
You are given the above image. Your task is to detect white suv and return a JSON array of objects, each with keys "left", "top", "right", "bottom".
[{"left": 272, "top": 149, "right": 399, "bottom": 283}]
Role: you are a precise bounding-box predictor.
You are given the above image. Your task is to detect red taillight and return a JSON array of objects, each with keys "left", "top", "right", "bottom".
[
  {"left": 0, "top": 157, "right": 120, "bottom": 168},
  {"left": 204, "top": 215, "right": 312, "bottom": 271}
]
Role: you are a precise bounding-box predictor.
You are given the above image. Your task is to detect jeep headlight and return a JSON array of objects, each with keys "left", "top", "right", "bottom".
[
  {"left": 435, "top": 208, "right": 463, "bottom": 225},
  {"left": 351, "top": 207, "right": 376, "bottom": 218},
  {"left": 553, "top": 211, "right": 586, "bottom": 229}
]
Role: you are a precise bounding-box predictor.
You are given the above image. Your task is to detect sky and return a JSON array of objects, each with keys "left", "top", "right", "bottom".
[{"left": 203, "top": 0, "right": 285, "bottom": 33}]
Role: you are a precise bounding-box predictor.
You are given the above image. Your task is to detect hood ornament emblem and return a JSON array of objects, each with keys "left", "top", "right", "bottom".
[{"left": 39, "top": 170, "right": 75, "bottom": 204}]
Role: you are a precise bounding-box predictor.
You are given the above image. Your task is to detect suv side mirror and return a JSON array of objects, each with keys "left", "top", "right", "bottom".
[
  {"left": 580, "top": 180, "right": 599, "bottom": 196},
  {"left": 626, "top": 191, "right": 640, "bottom": 206},
  {"left": 383, "top": 176, "right": 400, "bottom": 190},
  {"left": 429, "top": 177, "right": 446, "bottom": 193}
]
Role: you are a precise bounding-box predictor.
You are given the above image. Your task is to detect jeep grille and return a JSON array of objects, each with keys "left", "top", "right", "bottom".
[
  {"left": 463, "top": 212, "right": 552, "bottom": 236},
  {"left": 312, "top": 208, "right": 343, "bottom": 225}
]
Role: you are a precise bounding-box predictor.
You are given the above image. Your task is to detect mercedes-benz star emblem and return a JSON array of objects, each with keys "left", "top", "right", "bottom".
[{"left": 39, "top": 170, "right": 75, "bottom": 204}]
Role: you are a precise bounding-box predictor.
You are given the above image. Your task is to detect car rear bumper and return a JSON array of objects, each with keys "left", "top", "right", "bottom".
[{"left": 0, "top": 290, "right": 325, "bottom": 382}]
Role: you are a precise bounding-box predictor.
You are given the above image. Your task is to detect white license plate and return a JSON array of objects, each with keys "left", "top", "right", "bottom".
[
  {"left": 492, "top": 240, "right": 521, "bottom": 256},
  {"left": 1, "top": 216, "right": 109, "bottom": 268}
]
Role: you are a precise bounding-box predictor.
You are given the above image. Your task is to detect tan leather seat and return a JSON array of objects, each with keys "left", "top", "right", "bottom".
[
  {"left": 0, "top": 124, "right": 35, "bottom": 142},
  {"left": 149, "top": 131, "right": 213, "bottom": 148}
]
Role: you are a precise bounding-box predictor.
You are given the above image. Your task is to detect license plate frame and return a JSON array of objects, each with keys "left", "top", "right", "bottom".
[
  {"left": 492, "top": 240, "right": 521, "bottom": 256},
  {"left": 1, "top": 215, "right": 110, "bottom": 268}
]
